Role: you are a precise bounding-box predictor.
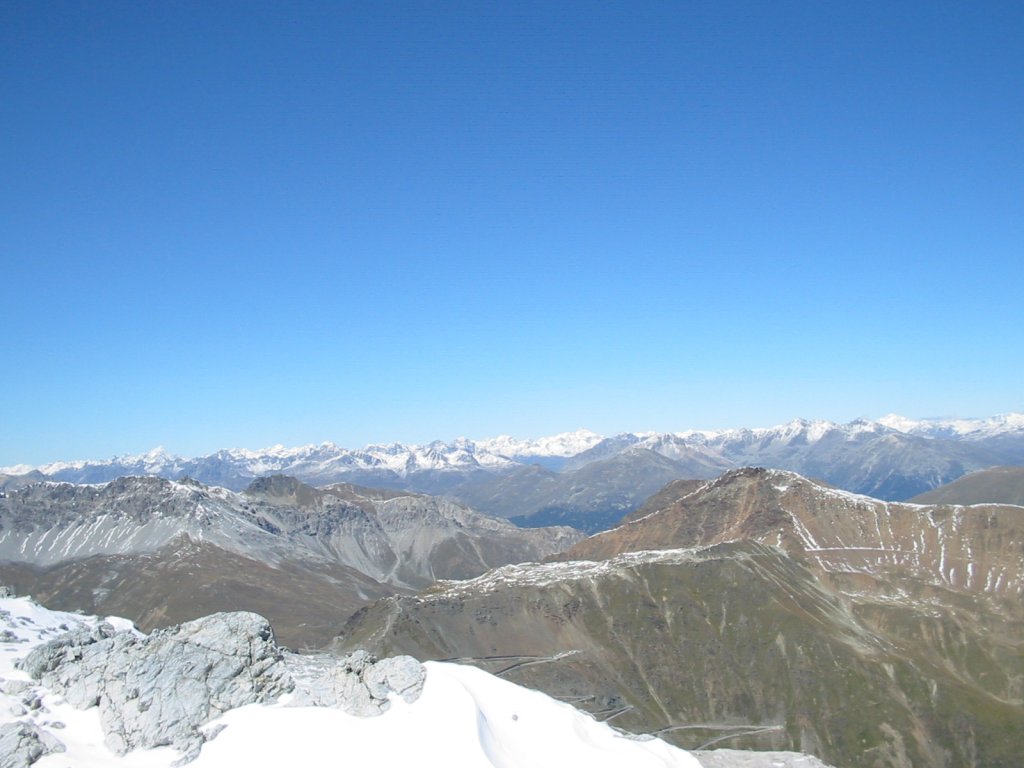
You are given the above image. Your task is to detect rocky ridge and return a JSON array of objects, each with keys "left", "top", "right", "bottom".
[
  {"left": 0, "top": 475, "right": 579, "bottom": 584},
  {"left": 0, "top": 475, "right": 580, "bottom": 648},
  {"left": 563, "top": 467, "right": 1024, "bottom": 599},
  {"left": 1, "top": 594, "right": 424, "bottom": 765}
]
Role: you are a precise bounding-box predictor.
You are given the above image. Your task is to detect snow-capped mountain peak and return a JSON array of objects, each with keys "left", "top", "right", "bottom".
[
  {"left": 4, "top": 413, "right": 1022, "bottom": 505},
  {"left": 476, "top": 428, "right": 605, "bottom": 458},
  {"left": 878, "top": 412, "right": 1024, "bottom": 440}
]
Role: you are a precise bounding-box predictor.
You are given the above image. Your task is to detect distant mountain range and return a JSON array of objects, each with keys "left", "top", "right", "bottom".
[{"left": 4, "top": 414, "right": 1023, "bottom": 529}]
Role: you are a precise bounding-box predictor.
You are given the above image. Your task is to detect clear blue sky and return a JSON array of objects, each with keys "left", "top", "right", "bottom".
[{"left": 2, "top": 2, "right": 1022, "bottom": 465}]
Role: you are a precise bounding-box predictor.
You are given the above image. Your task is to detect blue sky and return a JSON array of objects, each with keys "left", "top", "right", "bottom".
[{"left": 2, "top": 2, "right": 1022, "bottom": 465}]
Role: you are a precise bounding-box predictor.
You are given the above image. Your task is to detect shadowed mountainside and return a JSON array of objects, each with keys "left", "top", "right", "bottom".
[{"left": 909, "top": 466, "right": 1024, "bottom": 506}]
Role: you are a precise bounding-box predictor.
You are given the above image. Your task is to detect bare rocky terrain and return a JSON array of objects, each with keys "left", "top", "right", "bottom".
[
  {"left": 335, "top": 468, "right": 1024, "bottom": 768},
  {"left": 0, "top": 475, "right": 581, "bottom": 648}
]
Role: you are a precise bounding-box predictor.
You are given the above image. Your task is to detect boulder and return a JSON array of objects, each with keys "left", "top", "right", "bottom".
[
  {"left": 19, "top": 612, "right": 289, "bottom": 760},
  {"left": 17, "top": 611, "right": 426, "bottom": 764},
  {"left": 0, "top": 721, "right": 65, "bottom": 768},
  {"left": 285, "top": 649, "right": 425, "bottom": 715}
]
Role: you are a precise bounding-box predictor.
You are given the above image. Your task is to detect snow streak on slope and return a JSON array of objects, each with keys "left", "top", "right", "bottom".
[
  {"left": 0, "top": 476, "right": 582, "bottom": 601},
  {"left": 764, "top": 472, "right": 1024, "bottom": 597},
  {"left": 0, "top": 595, "right": 701, "bottom": 768},
  {"left": 426, "top": 548, "right": 710, "bottom": 599}
]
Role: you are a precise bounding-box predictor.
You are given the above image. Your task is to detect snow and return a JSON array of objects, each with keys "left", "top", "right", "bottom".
[
  {"left": 191, "top": 663, "right": 699, "bottom": 768},
  {"left": 0, "top": 464, "right": 34, "bottom": 476},
  {"left": 877, "top": 413, "right": 1024, "bottom": 439},
  {"left": 477, "top": 429, "right": 605, "bottom": 458},
  {"left": 426, "top": 548, "right": 718, "bottom": 598},
  {"left": 7, "top": 412, "right": 1022, "bottom": 480},
  {"left": 877, "top": 414, "right": 923, "bottom": 433},
  {"left": 0, "top": 596, "right": 701, "bottom": 768}
]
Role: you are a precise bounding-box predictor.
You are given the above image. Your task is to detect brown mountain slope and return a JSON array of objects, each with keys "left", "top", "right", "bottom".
[
  {"left": 617, "top": 478, "right": 708, "bottom": 525},
  {"left": 560, "top": 467, "right": 1024, "bottom": 600},
  {"left": 335, "top": 540, "right": 1023, "bottom": 768},
  {"left": 909, "top": 466, "right": 1024, "bottom": 506},
  {"left": 0, "top": 535, "right": 396, "bottom": 648},
  {"left": 335, "top": 468, "right": 1024, "bottom": 768}
]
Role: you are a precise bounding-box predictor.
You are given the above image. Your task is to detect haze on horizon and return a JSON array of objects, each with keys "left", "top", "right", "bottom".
[{"left": 2, "top": 3, "right": 1021, "bottom": 467}]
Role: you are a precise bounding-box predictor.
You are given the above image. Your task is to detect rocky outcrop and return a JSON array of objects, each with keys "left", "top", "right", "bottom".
[
  {"left": 0, "top": 721, "right": 65, "bottom": 767},
  {"left": 285, "top": 649, "right": 425, "bottom": 715},
  {"left": 19, "top": 612, "right": 289, "bottom": 761},
  {"left": 16, "top": 611, "right": 425, "bottom": 764}
]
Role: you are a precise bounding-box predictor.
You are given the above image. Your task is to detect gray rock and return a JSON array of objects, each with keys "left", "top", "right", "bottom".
[
  {"left": 17, "top": 622, "right": 117, "bottom": 681},
  {"left": 363, "top": 655, "right": 426, "bottom": 704},
  {"left": 16, "top": 611, "right": 426, "bottom": 764},
  {"left": 284, "top": 650, "right": 426, "bottom": 716},
  {"left": 0, "top": 681, "right": 32, "bottom": 697},
  {"left": 20, "top": 612, "right": 289, "bottom": 759},
  {"left": 0, "top": 586, "right": 15, "bottom": 598},
  {"left": 0, "top": 721, "right": 65, "bottom": 768}
]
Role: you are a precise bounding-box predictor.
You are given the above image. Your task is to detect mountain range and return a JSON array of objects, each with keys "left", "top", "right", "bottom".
[
  {"left": 1, "top": 449, "right": 1021, "bottom": 766},
  {"left": 4, "top": 414, "right": 1022, "bottom": 534},
  {"left": 0, "top": 475, "right": 580, "bottom": 647},
  {"left": 3, "top": 415, "right": 1023, "bottom": 764}
]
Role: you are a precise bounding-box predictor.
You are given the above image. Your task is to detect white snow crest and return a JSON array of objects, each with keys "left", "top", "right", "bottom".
[
  {"left": 877, "top": 413, "right": 1024, "bottom": 440},
  {"left": 7, "top": 412, "right": 1023, "bottom": 479}
]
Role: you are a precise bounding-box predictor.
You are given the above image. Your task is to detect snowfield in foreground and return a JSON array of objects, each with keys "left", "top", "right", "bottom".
[
  {"left": 190, "top": 662, "right": 696, "bottom": 768},
  {"left": 0, "top": 594, "right": 701, "bottom": 768}
]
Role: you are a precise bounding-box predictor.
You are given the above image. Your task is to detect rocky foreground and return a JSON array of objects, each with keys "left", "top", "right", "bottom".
[
  {"left": 0, "top": 590, "right": 833, "bottom": 767},
  {"left": 0, "top": 591, "right": 424, "bottom": 766}
]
